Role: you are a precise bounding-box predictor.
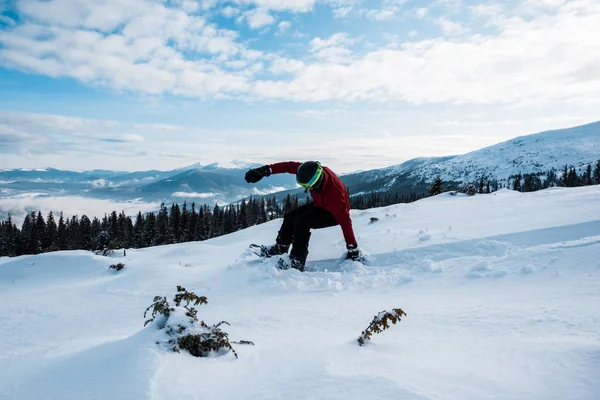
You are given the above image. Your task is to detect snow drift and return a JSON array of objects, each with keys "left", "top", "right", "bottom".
[{"left": 1, "top": 186, "right": 600, "bottom": 400}]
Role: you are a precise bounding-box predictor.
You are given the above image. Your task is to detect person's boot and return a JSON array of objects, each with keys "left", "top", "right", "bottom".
[
  {"left": 277, "top": 256, "right": 305, "bottom": 272},
  {"left": 290, "top": 257, "right": 305, "bottom": 272},
  {"left": 267, "top": 244, "right": 289, "bottom": 257}
]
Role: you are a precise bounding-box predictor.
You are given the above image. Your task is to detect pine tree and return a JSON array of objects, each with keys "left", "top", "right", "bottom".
[
  {"left": 156, "top": 203, "right": 169, "bottom": 245},
  {"left": 210, "top": 204, "right": 223, "bottom": 238},
  {"left": 561, "top": 165, "right": 569, "bottom": 187},
  {"left": 545, "top": 169, "right": 557, "bottom": 188},
  {"left": 2, "top": 215, "right": 16, "bottom": 256},
  {"left": 57, "top": 213, "right": 69, "bottom": 251},
  {"left": 181, "top": 201, "right": 189, "bottom": 242},
  {"left": 238, "top": 199, "right": 248, "bottom": 230},
  {"left": 20, "top": 213, "right": 33, "bottom": 254},
  {"left": 80, "top": 215, "right": 92, "bottom": 250},
  {"left": 478, "top": 177, "right": 485, "bottom": 194},
  {"left": 594, "top": 160, "right": 600, "bottom": 184},
  {"left": 143, "top": 212, "right": 157, "bottom": 247},
  {"left": 45, "top": 211, "right": 57, "bottom": 251},
  {"left": 124, "top": 215, "right": 134, "bottom": 249},
  {"left": 117, "top": 211, "right": 127, "bottom": 247},
  {"left": 283, "top": 194, "right": 293, "bottom": 214},
  {"left": 583, "top": 164, "right": 593, "bottom": 185},
  {"left": 567, "top": 167, "right": 578, "bottom": 187},
  {"left": 91, "top": 217, "right": 101, "bottom": 246},
  {"left": 68, "top": 215, "right": 80, "bottom": 250},
  {"left": 259, "top": 198, "right": 267, "bottom": 223},
  {"left": 188, "top": 203, "right": 198, "bottom": 242},
  {"left": 108, "top": 211, "right": 118, "bottom": 242},
  {"left": 194, "top": 206, "right": 204, "bottom": 241},
  {"left": 428, "top": 176, "right": 443, "bottom": 196},
  {"left": 169, "top": 203, "right": 181, "bottom": 243},
  {"left": 512, "top": 174, "right": 522, "bottom": 192},
  {"left": 134, "top": 212, "right": 144, "bottom": 248}
]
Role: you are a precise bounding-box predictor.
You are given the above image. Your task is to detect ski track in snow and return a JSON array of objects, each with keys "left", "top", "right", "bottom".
[{"left": 1, "top": 187, "right": 600, "bottom": 400}]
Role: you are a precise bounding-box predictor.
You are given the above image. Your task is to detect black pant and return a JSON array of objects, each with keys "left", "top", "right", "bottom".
[{"left": 276, "top": 203, "right": 338, "bottom": 265}]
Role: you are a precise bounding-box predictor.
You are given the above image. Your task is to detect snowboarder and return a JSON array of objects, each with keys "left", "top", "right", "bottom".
[{"left": 244, "top": 161, "right": 361, "bottom": 271}]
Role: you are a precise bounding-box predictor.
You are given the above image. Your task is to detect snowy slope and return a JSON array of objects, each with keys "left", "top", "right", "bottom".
[
  {"left": 1, "top": 186, "right": 600, "bottom": 400},
  {"left": 420, "top": 120, "right": 600, "bottom": 181},
  {"left": 346, "top": 120, "right": 600, "bottom": 188}
]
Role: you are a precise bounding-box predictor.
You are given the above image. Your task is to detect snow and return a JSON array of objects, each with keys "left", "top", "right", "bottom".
[
  {"left": 1, "top": 186, "right": 600, "bottom": 400},
  {"left": 369, "top": 120, "right": 600, "bottom": 183}
]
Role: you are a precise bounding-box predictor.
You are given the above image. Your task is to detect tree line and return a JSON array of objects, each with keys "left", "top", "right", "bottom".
[
  {"left": 0, "top": 196, "right": 299, "bottom": 257},
  {"left": 3, "top": 160, "right": 598, "bottom": 258},
  {"left": 508, "top": 160, "right": 600, "bottom": 192},
  {"left": 0, "top": 186, "right": 429, "bottom": 258},
  {"left": 349, "top": 191, "right": 427, "bottom": 209},
  {"left": 429, "top": 160, "right": 600, "bottom": 195}
]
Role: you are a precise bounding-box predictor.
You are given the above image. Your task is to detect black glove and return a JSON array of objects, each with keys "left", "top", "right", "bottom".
[
  {"left": 345, "top": 244, "right": 361, "bottom": 261},
  {"left": 245, "top": 165, "right": 271, "bottom": 183}
]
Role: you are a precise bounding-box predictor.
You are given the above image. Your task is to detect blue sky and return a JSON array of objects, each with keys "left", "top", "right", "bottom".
[{"left": 0, "top": 0, "right": 599, "bottom": 173}]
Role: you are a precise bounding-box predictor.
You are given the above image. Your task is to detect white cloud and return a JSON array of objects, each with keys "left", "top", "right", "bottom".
[
  {"left": 0, "top": 194, "right": 160, "bottom": 225},
  {"left": 277, "top": 20, "right": 291, "bottom": 32},
  {"left": 309, "top": 32, "right": 356, "bottom": 63},
  {"left": 122, "top": 134, "right": 144, "bottom": 142},
  {"left": 172, "top": 191, "right": 220, "bottom": 198},
  {"left": 0, "top": 0, "right": 599, "bottom": 109},
  {"left": 243, "top": 8, "right": 276, "bottom": 29},
  {"left": 415, "top": 7, "right": 427, "bottom": 18},
  {"left": 333, "top": 6, "right": 352, "bottom": 18},
  {"left": 310, "top": 32, "right": 353, "bottom": 50},
  {"left": 268, "top": 57, "right": 305, "bottom": 74},
  {"left": 255, "top": 3, "right": 600, "bottom": 105},
  {"left": 0, "top": 111, "right": 172, "bottom": 156},
  {"left": 470, "top": 3, "right": 503, "bottom": 18},
  {"left": 299, "top": 108, "right": 345, "bottom": 118},
  {"left": 236, "top": 0, "right": 315, "bottom": 12},
  {"left": 365, "top": 8, "right": 398, "bottom": 20},
  {"left": 221, "top": 6, "right": 240, "bottom": 17},
  {"left": 436, "top": 17, "right": 469, "bottom": 35},
  {"left": 251, "top": 186, "right": 286, "bottom": 195},
  {"left": 132, "top": 123, "right": 182, "bottom": 132},
  {"left": 362, "top": 0, "right": 407, "bottom": 20}
]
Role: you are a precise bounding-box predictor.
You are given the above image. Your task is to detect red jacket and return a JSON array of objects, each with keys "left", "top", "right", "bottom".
[{"left": 269, "top": 162, "right": 358, "bottom": 247}]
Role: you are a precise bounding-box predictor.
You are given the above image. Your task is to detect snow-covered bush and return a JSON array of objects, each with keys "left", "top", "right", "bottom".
[
  {"left": 109, "top": 263, "right": 125, "bottom": 271},
  {"left": 144, "top": 286, "right": 252, "bottom": 358},
  {"left": 460, "top": 184, "right": 477, "bottom": 196},
  {"left": 358, "top": 308, "right": 407, "bottom": 346}
]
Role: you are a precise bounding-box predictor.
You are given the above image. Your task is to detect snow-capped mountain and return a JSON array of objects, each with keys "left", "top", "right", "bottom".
[
  {"left": 341, "top": 120, "right": 600, "bottom": 195},
  {"left": 0, "top": 161, "right": 293, "bottom": 205}
]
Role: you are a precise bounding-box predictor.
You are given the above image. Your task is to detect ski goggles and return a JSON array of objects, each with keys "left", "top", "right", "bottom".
[{"left": 298, "top": 162, "right": 323, "bottom": 190}]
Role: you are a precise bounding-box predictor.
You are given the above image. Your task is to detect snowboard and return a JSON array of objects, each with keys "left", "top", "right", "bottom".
[
  {"left": 247, "top": 243, "right": 367, "bottom": 272},
  {"left": 248, "top": 244, "right": 273, "bottom": 258},
  {"left": 248, "top": 244, "right": 303, "bottom": 271}
]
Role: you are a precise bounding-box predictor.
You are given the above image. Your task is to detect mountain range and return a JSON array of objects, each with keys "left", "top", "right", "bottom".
[{"left": 1, "top": 120, "right": 599, "bottom": 210}]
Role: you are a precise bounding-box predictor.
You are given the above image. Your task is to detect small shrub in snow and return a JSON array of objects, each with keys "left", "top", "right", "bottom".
[
  {"left": 109, "top": 263, "right": 125, "bottom": 271},
  {"left": 369, "top": 217, "right": 379, "bottom": 224},
  {"left": 458, "top": 184, "right": 477, "bottom": 196},
  {"left": 144, "top": 286, "right": 252, "bottom": 359},
  {"left": 358, "top": 308, "right": 407, "bottom": 346}
]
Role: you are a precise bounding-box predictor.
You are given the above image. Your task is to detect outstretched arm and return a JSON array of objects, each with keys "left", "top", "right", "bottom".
[
  {"left": 269, "top": 161, "right": 302, "bottom": 175},
  {"left": 245, "top": 161, "right": 302, "bottom": 183}
]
